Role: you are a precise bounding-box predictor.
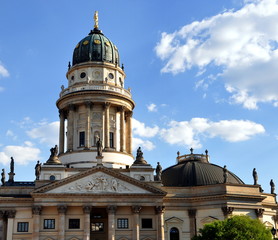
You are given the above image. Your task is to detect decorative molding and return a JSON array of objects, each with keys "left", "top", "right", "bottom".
[
  {"left": 107, "top": 205, "right": 117, "bottom": 214},
  {"left": 222, "top": 206, "right": 234, "bottom": 216},
  {"left": 57, "top": 205, "right": 67, "bottom": 214},
  {"left": 131, "top": 205, "right": 142, "bottom": 214},
  {"left": 6, "top": 210, "right": 16, "bottom": 218},
  {"left": 155, "top": 206, "right": 165, "bottom": 214},
  {"left": 83, "top": 205, "right": 91, "bottom": 214},
  {"left": 188, "top": 209, "right": 197, "bottom": 218},
  {"left": 255, "top": 208, "right": 264, "bottom": 218},
  {"left": 32, "top": 206, "right": 42, "bottom": 215}
]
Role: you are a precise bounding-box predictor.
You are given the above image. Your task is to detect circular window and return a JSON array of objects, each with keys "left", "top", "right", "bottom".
[
  {"left": 80, "top": 72, "right": 86, "bottom": 78},
  {"left": 108, "top": 73, "right": 114, "bottom": 79},
  {"left": 49, "top": 175, "right": 56, "bottom": 181}
]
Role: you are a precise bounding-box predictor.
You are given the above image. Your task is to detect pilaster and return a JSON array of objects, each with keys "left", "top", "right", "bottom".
[
  {"left": 107, "top": 205, "right": 117, "bottom": 240},
  {"left": 188, "top": 209, "right": 197, "bottom": 239},
  {"left": 131, "top": 205, "right": 142, "bottom": 240},
  {"left": 57, "top": 205, "right": 67, "bottom": 240},
  {"left": 6, "top": 210, "right": 16, "bottom": 240},
  {"left": 85, "top": 102, "right": 93, "bottom": 149},
  {"left": 155, "top": 206, "right": 165, "bottom": 240},
  {"left": 32, "top": 206, "right": 42, "bottom": 240},
  {"left": 83, "top": 206, "right": 91, "bottom": 240}
]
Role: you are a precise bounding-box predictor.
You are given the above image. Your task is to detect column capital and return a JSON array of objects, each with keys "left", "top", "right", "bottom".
[
  {"left": 32, "top": 206, "right": 42, "bottom": 215},
  {"left": 59, "top": 109, "right": 65, "bottom": 116},
  {"left": 255, "top": 208, "right": 264, "bottom": 218},
  {"left": 57, "top": 205, "right": 67, "bottom": 214},
  {"left": 131, "top": 205, "right": 142, "bottom": 214},
  {"left": 188, "top": 209, "right": 197, "bottom": 218},
  {"left": 104, "top": 102, "right": 111, "bottom": 109},
  {"left": 85, "top": 101, "right": 93, "bottom": 108},
  {"left": 125, "top": 111, "right": 133, "bottom": 118},
  {"left": 155, "top": 206, "right": 165, "bottom": 214},
  {"left": 6, "top": 210, "right": 16, "bottom": 218},
  {"left": 107, "top": 205, "right": 117, "bottom": 214},
  {"left": 83, "top": 205, "right": 92, "bottom": 214},
  {"left": 68, "top": 104, "right": 75, "bottom": 111},
  {"left": 221, "top": 206, "right": 234, "bottom": 217}
]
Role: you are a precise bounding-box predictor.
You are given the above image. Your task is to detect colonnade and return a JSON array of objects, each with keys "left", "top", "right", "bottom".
[{"left": 59, "top": 102, "right": 133, "bottom": 155}]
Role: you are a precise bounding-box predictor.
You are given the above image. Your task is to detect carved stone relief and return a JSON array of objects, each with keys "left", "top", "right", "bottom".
[
  {"left": 67, "top": 174, "right": 132, "bottom": 193},
  {"left": 92, "top": 112, "right": 102, "bottom": 121}
]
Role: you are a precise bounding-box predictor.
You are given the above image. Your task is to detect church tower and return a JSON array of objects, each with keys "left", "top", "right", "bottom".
[{"left": 57, "top": 12, "right": 135, "bottom": 168}]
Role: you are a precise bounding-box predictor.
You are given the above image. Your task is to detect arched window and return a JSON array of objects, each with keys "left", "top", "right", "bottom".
[{"left": 170, "top": 227, "right": 179, "bottom": 240}]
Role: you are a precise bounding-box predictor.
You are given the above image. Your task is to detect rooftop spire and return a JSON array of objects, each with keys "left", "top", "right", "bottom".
[{"left": 94, "top": 11, "right": 99, "bottom": 29}]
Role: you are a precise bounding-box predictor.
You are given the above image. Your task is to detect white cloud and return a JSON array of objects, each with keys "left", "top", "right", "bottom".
[
  {"left": 132, "top": 119, "right": 159, "bottom": 138},
  {"left": 0, "top": 143, "right": 41, "bottom": 165},
  {"left": 132, "top": 137, "right": 155, "bottom": 151},
  {"left": 27, "top": 121, "right": 59, "bottom": 146},
  {"left": 6, "top": 130, "right": 17, "bottom": 141},
  {"left": 0, "top": 64, "right": 9, "bottom": 78},
  {"left": 155, "top": 0, "right": 278, "bottom": 109},
  {"left": 147, "top": 103, "right": 158, "bottom": 112},
  {"left": 160, "top": 118, "right": 265, "bottom": 148}
]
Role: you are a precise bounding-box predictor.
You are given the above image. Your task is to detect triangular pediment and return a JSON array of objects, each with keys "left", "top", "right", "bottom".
[
  {"left": 165, "top": 217, "right": 184, "bottom": 223},
  {"left": 201, "top": 216, "right": 219, "bottom": 224},
  {"left": 33, "top": 166, "right": 166, "bottom": 196}
]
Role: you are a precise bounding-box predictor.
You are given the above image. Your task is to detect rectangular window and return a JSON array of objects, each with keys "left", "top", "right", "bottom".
[
  {"left": 44, "top": 219, "right": 55, "bottom": 229},
  {"left": 91, "top": 222, "right": 104, "bottom": 232},
  {"left": 79, "top": 131, "right": 85, "bottom": 147},
  {"left": 117, "top": 218, "right": 129, "bottom": 229},
  {"left": 142, "top": 218, "right": 153, "bottom": 229},
  {"left": 109, "top": 132, "right": 114, "bottom": 148},
  {"left": 69, "top": 219, "right": 80, "bottom": 229},
  {"left": 17, "top": 222, "right": 29, "bottom": 232}
]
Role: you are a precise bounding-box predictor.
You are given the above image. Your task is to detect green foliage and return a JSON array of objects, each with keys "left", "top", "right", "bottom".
[{"left": 192, "top": 215, "right": 272, "bottom": 240}]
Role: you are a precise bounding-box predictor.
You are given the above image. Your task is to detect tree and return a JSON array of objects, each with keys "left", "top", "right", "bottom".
[{"left": 192, "top": 215, "right": 272, "bottom": 240}]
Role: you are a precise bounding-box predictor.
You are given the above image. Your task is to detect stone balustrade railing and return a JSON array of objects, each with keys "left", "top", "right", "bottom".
[{"left": 60, "top": 85, "right": 132, "bottom": 98}]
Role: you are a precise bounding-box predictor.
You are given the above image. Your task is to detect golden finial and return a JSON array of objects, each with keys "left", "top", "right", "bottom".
[{"left": 94, "top": 11, "right": 99, "bottom": 29}]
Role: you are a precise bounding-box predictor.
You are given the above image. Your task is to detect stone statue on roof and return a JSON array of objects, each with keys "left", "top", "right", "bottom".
[
  {"left": 270, "top": 179, "right": 275, "bottom": 194},
  {"left": 35, "top": 161, "right": 42, "bottom": 180},
  {"left": 156, "top": 162, "right": 162, "bottom": 181},
  {"left": 253, "top": 168, "right": 258, "bottom": 185},
  {"left": 223, "top": 165, "right": 228, "bottom": 183},
  {"left": 1, "top": 169, "right": 5, "bottom": 186}
]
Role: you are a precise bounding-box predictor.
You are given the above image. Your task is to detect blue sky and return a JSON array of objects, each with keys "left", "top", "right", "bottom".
[{"left": 0, "top": 0, "right": 278, "bottom": 192}]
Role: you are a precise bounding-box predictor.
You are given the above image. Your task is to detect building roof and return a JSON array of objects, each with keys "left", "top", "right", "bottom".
[
  {"left": 72, "top": 28, "right": 120, "bottom": 66},
  {"left": 161, "top": 153, "right": 244, "bottom": 187}
]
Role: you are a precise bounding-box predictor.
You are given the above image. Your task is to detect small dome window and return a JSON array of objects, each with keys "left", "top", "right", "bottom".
[
  {"left": 108, "top": 73, "right": 114, "bottom": 79},
  {"left": 71, "top": 75, "right": 74, "bottom": 80},
  {"left": 49, "top": 175, "right": 56, "bottom": 181},
  {"left": 80, "top": 72, "right": 86, "bottom": 78}
]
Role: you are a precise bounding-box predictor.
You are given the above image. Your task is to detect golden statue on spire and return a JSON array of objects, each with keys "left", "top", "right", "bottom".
[{"left": 94, "top": 11, "right": 99, "bottom": 29}]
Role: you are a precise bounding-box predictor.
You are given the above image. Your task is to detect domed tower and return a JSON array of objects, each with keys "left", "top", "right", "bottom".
[{"left": 57, "top": 12, "right": 135, "bottom": 168}]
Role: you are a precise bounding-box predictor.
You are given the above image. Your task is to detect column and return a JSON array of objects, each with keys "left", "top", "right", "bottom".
[
  {"left": 107, "top": 205, "right": 117, "bottom": 240},
  {"left": 126, "top": 111, "right": 133, "bottom": 154},
  {"left": 6, "top": 210, "right": 16, "bottom": 240},
  {"left": 67, "top": 105, "right": 74, "bottom": 151},
  {"left": 85, "top": 102, "right": 93, "bottom": 149},
  {"left": 120, "top": 107, "right": 126, "bottom": 152},
  {"left": 0, "top": 211, "right": 5, "bottom": 240},
  {"left": 57, "top": 205, "right": 67, "bottom": 240},
  {"left": 188, "top": 209, "right": 197, "bottom": 239},
  {"left": 131, "top": 206, "right": 141, "bottom": 240},
  {"left": 83, "top": 206, "right": 91, "bottom": 240},
  {"left": 59, "top": 110, "right": 65, "bottom": 154},
  {"left": 155, "top": 206, "right": 165, "bottom": 240},
  {"left": 32, "top": 206, "right": 42, "bottom": 240},
  {"left": 104, "top": 102, "right": 110, "bottom": 149},
  {"left": 221, "top": 206, "right": 234, "bottom": 219}
]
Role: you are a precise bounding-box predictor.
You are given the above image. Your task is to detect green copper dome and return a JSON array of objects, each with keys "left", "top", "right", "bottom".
[{"left": 72, "top": 28, "right": 120, "bottom": 66}]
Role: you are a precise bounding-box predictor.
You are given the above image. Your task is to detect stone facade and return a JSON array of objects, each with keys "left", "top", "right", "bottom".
[{"left": 0, "top": 15, "right": 277, "bottom": 240}]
